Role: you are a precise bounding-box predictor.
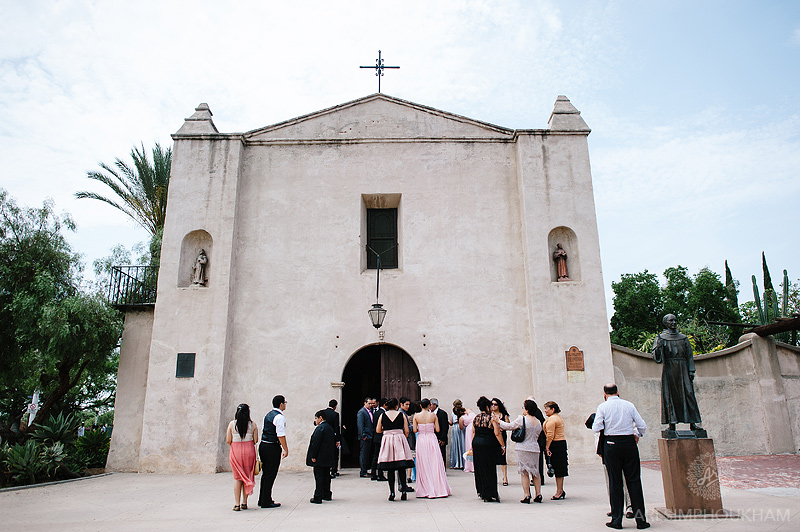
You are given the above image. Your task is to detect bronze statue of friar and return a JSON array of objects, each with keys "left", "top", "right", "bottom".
[{"left": 652, "top": 314, "right": 706, "bottom": 438}]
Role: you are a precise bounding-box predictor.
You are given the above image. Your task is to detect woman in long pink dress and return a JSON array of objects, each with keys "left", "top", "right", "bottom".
[
  {"left": 461, "top": 409, "right": 477, "bottom": 473},
  {"left": 412, "top": 398, "right": 452, "bottom": 498},
  {"left": 226, "top": 403, "right": 258, "bottom": 511}
]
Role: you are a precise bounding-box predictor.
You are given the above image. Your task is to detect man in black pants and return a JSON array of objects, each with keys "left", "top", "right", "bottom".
[
  {"left": 324, "top": 399, "right": 341, "bottom": 478},
  {"left": 307, "top": 410, "right": 336, "bottom": 503},
  {"left": 592, "top": 384, "right": 650, "bottom": 530},
  {"left": 370, "top": 398, "right": 388, "bottom": 481},
  {"left": 258, "top": 395, "right": 289, "bottom": 509},
  {"left": 356, "top": 398, "right": 374, "bottom": 477}
]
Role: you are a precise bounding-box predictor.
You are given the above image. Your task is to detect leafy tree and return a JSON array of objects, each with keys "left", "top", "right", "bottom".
[
  {"left": 609, "top": 270, "right": 662, "bottom": 348},
  {"left": 610, "top": 265, "right": 740, "bottom": 352},
  {"left": 661, "top": 266, "right": 692, "bottom": 321},
  {"left": 0, "top": 190, "right": 122, "bottom": 443}
]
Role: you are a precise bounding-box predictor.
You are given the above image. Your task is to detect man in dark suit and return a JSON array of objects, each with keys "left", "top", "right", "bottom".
[
  {"left": 430, "top": 398, "right": 450, "bottom": 467},
  {"left": 356, "top": 397, "right": 374, "bottom": 478},
  {"left": 324, "top": 399, "right": 341, "bottom": 478},
  {"left": 307, "top": 410, "right": 337, "bottom": 504},
  {"left": 371, "top": 397, "right": 388, "bottom": 481}
]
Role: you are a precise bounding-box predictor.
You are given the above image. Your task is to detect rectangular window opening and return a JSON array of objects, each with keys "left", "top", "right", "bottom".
[{"left": 367, "top": 208, "right": 398, "bottom": 269}]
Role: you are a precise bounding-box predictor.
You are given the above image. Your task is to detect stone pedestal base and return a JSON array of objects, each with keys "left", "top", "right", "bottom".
[{"left": 658, "top": 438, "right": 731, "bottom": 517}]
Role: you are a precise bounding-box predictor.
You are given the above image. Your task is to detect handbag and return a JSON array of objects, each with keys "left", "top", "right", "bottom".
[
  {"left": 511, "top": 416, "right": 526, "bottom": 443},
  {"left": 254, "top": 459, "right": 262, "bottom": 476}
]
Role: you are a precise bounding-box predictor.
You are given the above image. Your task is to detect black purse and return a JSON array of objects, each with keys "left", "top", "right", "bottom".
[{"left": 510, "top": 417, "right": 526, "bottom": 443}]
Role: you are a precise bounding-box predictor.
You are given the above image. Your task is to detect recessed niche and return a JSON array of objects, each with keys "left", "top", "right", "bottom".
[
  {"left": 179, "top": 230, "right": 213, "bottom": 287},
  {"left": 548, "top": 226, "right": 580, "bottom": 282}
]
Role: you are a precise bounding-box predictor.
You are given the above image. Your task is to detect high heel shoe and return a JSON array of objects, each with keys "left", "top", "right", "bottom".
[
  {"left": 551, "top": 491, "right": 566, "bottom": 500},
  {"left": 533, "top": 494, "right": 543, "bottom": 503},
  {"left": 520, "top": 495, "right": 531, "bottom": 504},
  {"left": 388, "top": 493, "right": 395, "bottom": 501}
]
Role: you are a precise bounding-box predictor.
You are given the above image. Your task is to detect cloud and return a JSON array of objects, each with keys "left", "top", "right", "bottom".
[
  {"left": 592, "top": 106, "right": 800, "bottom": 318},
  {"left": 791, "top": 25, "right": 800, "bottom": 47}
]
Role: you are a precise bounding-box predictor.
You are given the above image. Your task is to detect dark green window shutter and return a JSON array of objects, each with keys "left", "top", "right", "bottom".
[{"left": 367, "top": 208, "right": 398, "bottom": 269}]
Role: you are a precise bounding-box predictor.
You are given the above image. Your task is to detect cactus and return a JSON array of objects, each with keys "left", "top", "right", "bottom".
[{"left": 750, "top": 257, "right": 793, "bottom": 343}]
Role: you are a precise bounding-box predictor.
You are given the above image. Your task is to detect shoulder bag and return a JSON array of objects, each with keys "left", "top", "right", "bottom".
[{"left": 511, "top": 416, "right": 526, "bottom": 443}]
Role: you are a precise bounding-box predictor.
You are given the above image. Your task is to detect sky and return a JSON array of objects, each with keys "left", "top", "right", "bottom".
[{"left": 1, "top": 0, "right": 798, "bottom": 323}]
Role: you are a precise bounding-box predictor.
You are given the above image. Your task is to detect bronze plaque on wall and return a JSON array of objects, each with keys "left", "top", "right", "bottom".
[{"left": 565, "top": 346, "right": 585, "bottom": 371}]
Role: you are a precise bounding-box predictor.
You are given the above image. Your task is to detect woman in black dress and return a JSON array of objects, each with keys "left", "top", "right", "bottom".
[
  {"left": 491, "top": 397, "right": 511, "bottom": 486},
  {"left": 472, "top": 396, "right": 506, "bottom": 502}
]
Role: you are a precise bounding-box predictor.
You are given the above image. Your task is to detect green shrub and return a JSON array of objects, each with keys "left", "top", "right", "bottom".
[
  {"left": 40, "top": 442, "right": 67, "bottom": 479},
  {"left": 76, "top": 430, "right": 111, "bottom": 468},
  {"left": 4, "top": 440, "right": 42, "bottom": 485},
  {"left": 31, "top": 412, "right": 79, "bottom": 447}
]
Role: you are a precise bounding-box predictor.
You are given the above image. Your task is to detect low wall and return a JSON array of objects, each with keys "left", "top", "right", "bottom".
[{"left": 611, "top": 333, "right": 799, "bottom": 460}]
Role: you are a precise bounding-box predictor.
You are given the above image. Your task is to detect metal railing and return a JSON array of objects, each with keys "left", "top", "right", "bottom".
[{"left": 109, "top": 265, "right": 157, "bottom": 308}]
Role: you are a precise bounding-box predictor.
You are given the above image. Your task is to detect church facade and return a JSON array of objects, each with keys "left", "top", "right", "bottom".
[{"left": 107, "top": 94, "right": 615, "bottom": 473}]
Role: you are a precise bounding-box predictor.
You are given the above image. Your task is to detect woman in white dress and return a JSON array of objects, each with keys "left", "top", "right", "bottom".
[{"left": 497, "top": 399, "right": 543, "bottom": 503}]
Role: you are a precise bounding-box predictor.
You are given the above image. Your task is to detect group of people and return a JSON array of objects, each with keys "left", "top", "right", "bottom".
[
  {"left": 357, "top": 396, "right": 451, "bottom": 500},
  {"left": 224, "top": 388, "right": 650, "bottom": 529}
]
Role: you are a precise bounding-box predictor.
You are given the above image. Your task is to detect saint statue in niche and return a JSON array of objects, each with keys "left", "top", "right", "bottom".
[
  {"left": 652, "top": 314, "right": 703, "bottom": 434},
  {"left": 191, "top": 249, "right": 208, "bottom": 286},
  {"left": 553, "top": 243, "right": 570, "bottom": 281}
]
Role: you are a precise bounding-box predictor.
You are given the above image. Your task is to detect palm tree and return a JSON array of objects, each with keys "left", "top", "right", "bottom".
[{"left": 76, "top": 142, "right": 172, "bottom": 236}]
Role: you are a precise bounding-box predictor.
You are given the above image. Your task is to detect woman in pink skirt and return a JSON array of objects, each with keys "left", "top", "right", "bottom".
[
  {"left": 225, "top": 403, "right": 258, "bottom": 511},
  {"left": 412, "top": 398, "right": 452, "bottom": 498},
  {"left": 377, "top": 398, "right": 415, "bottom": 500}
]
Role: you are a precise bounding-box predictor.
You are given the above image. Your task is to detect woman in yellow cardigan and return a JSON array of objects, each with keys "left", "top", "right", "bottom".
[{"left": 543, "top": 401, "right": 568, "bottom": 500}]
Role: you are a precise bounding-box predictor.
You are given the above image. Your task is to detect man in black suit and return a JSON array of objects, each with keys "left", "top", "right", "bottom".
[
  {"left": 356, "top": 398, "right": 374, "bottom": 477},
  {"left": 324, "top": 399, "right": 341, "bottom": 478},
  {"left": 371, "top": 398, "right": 388, "bottom": 481},
  {"left": 430, "top": 398, "right": 450, "bottom": 467},
  {"left": 307, "top": 410, "right": 337, "bottom": 504}
]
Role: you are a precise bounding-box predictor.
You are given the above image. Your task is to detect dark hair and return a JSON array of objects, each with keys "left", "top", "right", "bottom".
[
  {"left": 315, "top": 410, "right": 327, "bottom": 419},
  {"left": 235, "top": 404, "right": 251, "bottom": 440},
  {"left": 604, "top": 384, "right": 618, "bottom": 395},
  {"left": 492, "top": 397, "right": 509, "bottom": 419},
  {"left": 544, "top": 400, "right": 560, "bottom": 414},
  {"left": 273, "top": 395, "right": 286, "bottom": 408},
  {"left": 523, "top": 399, "right": 539, "bottom": 417},
  {"left": 329, "top": 399, "right": 337, "bottom": 408},
  {"left": 385, "top": 397, "right": 399, "bottom": 410},
  {"left": 420, "top": 398, "right": 431, "bottom": 410},
  {"left": 399, "top": 396, "right": 410, "bottom": 405},
  {"left": 476, "top": 396, "right": 492, "bottom": 413},
  {"left": 364, "top": 397, "right": 372, "bottom": 404},
  {"left": 380, "top": 397, "right": 388, "bottom": 407}
]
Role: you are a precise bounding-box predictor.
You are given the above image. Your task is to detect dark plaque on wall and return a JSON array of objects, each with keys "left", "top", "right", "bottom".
[
  {"left": 176, "top": 352, "right": 196, "bottom": 378},
  {"left": 565, "top": 346, "right": 585, "bottom": 371}
]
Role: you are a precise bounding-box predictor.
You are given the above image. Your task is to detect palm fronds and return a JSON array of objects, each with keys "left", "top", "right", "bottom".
[{"left": 76, "top": 143, "right": 171, "bottom": 236}]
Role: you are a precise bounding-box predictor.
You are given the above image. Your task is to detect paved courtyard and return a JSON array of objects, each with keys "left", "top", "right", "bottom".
[{"left": 1, "top": 457, "right": 798, "bottom": 531}]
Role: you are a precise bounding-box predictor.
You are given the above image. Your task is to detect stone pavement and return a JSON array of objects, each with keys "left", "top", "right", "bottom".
[{"left": 1, "top": 458, "right": 798, "bottom": 532}]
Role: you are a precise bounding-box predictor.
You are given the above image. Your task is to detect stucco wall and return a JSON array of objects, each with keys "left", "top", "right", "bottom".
[
  {"left": 107, "top": 309, "right": 153, "bottom": 471},
  {"left": 777, "top": 341, "right": 800, "bottom": 452},
  {"left": 611, "top": 334, "right": 799, "bottom": 460}
]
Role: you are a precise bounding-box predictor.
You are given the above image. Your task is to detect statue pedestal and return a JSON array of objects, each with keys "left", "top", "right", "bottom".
[{"left": 655, "top": 438, "right": 738, "bottom": 519}]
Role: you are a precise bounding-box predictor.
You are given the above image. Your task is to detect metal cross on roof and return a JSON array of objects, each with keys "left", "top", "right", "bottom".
[{"left": 360, "top": 50, "right": 399, "bottom": 93}]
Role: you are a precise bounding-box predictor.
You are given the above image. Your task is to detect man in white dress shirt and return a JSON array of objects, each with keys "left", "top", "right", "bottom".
[
  {"left": 258, "top": 395, "right": 289, "bottom": 508},
  {"left": 592, "top": 383, "right": 650, "bottom": 530}
]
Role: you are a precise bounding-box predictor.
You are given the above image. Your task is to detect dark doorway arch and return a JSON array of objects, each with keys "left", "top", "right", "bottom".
[{"left": 340, "top": 344, "right": 420, "bottom": 468}]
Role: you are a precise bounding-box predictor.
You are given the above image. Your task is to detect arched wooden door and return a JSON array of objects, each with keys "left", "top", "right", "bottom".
[{"left": 340, "top": 344, "right": 420, "bottom": 467}]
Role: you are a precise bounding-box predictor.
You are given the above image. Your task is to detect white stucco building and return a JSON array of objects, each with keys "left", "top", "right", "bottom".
[{"left": 108, "top": 94, "right": 615, "bottom": 473}]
